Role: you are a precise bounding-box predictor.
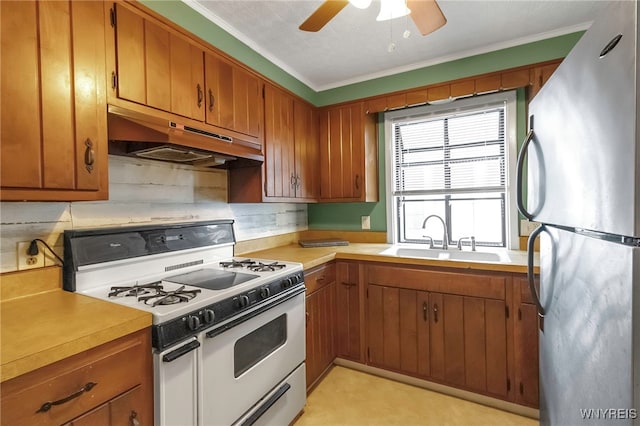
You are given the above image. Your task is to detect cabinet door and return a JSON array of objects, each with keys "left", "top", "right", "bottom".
[
  {"left": 263, "top": 83, "right": 295, "bottom": 198},
  {"left": 305, "top": 281, "right": 336, "bottom": 391},
  {"left": 319, "top": 102, "right": 377, "bottom": 201},
  {"left": 514, "top": 277, "right": 540, "bottom": 407},
  {"left": 1, "top": 0, "right": 107, "bottom": 200},
  {"left": 367, "top": 285, "right": 425, "bottom": 376},
  {"left": 205, "top": 53, "right": 262, "bottom": 138},
  {"left": 114, "top": 4, "right": 205, "bottom": 122},
  {"left": 335, "top": 262, "right": 362, "bottom": 361},
  {"left": 293, "top": 99, "right": 319, "bottom": 199},
  {"left": 114, "top": 4, "right": 145, "bottom": 105},
  {"left": 169, "top": 35, "right": 205, "bottom": 121},
  {"left": 464, "top": 297, "right": 509, "bottom": 397}
]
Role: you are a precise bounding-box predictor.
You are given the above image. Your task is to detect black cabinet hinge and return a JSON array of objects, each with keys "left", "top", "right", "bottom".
[
  {"left": 111, "top": 71, "right": 118, "bottom": 90},
  {"left": 505, "top": 305, "right": 509, "bottom": 319},
  {"left": 110, "top": 7, "right": 116, "bottom": 28},
  {"left": 518, "top": 308, "right": 522, "bottom": 320},
  {"left": 367, "top": 347, "right": 370, "bottom": 362},
  {"left": 519, "top": 382, "right": 524, "bottom": 395},
  {"left": 507, "top": 378, "right": 511, "bottom": 392}
]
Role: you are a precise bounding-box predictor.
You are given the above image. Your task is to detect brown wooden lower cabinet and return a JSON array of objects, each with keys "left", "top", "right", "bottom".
[
  {"left": 303, "top": 260, "right": 538, "bottom": 409},
  {"left": 305, "top": 263, "right": 337, "bottom": 391},
  {"left": 0, "top": 329, "right": 153, "bottom": 426},
  {"left": 366, "top": 283, "right": 509, "bottom": 399},
  {"left": 514, "top": 276, "right": 540, "bottom": 408},
  {"left": 335, "top": 261, "right": 363, "bottom": 362}
]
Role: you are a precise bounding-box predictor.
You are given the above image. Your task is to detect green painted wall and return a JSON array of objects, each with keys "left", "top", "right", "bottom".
[
  {"left": 315, "top": 33, "right": 582, "bottom": 106},
  {"left": 139, "top": 1, "right": 581, "bottom": 233},
  {"left": 140, "top": 0, "right": 318, "bottom": 102},
  {"left": 308, "top": 88, "right": 528, "bottom": 233}
]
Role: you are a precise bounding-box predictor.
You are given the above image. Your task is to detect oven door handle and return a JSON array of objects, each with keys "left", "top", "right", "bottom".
[
  {"left": 240, "top": 382, "right": 291, "bottom": 426},
  {"left": 162, "top": 339, "right": 200, "bottom": 363}
]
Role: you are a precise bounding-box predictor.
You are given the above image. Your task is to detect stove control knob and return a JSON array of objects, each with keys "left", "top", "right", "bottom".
[
  {"left": 290, "top": 274, "right": 300, "bottom": 285},
  {"left": 187, "top": 315, "right": 201, "bottom": 331},
  {"left": 203, "top": 309, "right": 215, "bottom": 324},
  {"left": 281, "top": 278, "right": 292, "bottom": 289},
  {"left": 238, "top": 295, "right": 250, "bottom": 309},
  {"left": 260, "top": 287, "right": 271, "bottom": 299}
]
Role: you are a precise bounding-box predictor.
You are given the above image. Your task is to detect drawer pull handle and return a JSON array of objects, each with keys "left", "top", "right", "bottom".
[
  {"left": 36, "top": 382, "right": 97, "bottom": 413},
  {"left": 341, "top": 281, "right": 356, "bottom": 287},
  {"left": 84, "top": 139, "right": 95, "bottom": 173}
]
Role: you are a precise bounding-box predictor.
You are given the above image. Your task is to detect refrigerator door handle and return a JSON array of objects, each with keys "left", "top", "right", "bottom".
[
  {"left": 516, "top": 128, "right": 535, "bottom": 220},
  {"left": 527, "top": 224, "right": 545, "bottom": 318}
]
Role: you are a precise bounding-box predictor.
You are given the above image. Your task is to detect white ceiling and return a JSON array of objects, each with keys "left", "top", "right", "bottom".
[{"left": 185, "top": 0, "right": 606, "bottom": 91}]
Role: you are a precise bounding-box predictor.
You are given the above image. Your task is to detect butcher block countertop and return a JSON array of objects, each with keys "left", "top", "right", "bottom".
[
  {"left": 0, "top": 267, "right": 152, "bottom": 383},
  {"left": 241, "top": 242, "right": 536, "bottom": 274}
]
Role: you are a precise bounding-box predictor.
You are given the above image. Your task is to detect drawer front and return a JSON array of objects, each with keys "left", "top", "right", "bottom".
[
  {"left": 1, "top": 331, "right": 148, "bottom": 426},
  {"left": 305, "top": 263, "right": 336, "bottom": 295}
]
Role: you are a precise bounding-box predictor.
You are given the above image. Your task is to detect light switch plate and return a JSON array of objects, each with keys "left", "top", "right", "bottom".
[{"left": 361, "top": 216, "right": 371, "bottom": 230}]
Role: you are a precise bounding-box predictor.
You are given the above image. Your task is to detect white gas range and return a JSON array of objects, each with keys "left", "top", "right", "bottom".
[{"left": 63, "top": 220, "right": 306, "bottom": 426}]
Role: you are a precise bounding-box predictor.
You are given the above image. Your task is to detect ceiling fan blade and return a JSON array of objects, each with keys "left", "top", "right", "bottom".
[
  {"left": 299, "top": 0, "right": 349, "bottom": 32},
  {"left": 407, "top": 0, "right": 447, "bottom": 36}
]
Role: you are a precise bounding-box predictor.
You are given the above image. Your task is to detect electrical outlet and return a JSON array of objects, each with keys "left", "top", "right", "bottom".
[
  {"left": 17, "top": 241, "right": 45, "bottom": 270},
  {"left": 361, "top": 215, "right": 371, "bottom": 230}
]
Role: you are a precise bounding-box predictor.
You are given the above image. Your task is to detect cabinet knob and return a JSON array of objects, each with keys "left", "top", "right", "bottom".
[
  {"left": 84, "top": 139, "right": 95, "bottom": 173},
  {"left": 130, "top": 410, "right": 140, "bottom": 426}
]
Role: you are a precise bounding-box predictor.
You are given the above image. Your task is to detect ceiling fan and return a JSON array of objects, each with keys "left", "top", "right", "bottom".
[{"left": 299, "top": 0, "right": 447, "bottom": 36}]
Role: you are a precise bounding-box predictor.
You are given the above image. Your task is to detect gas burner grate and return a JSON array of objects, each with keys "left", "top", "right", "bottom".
[
  {"left": 247, "top": 261, "right": 286, "bottom": 272},
  {"left": 108, "top": 282, "right": 164, "bottom": 298},
  {"left": 220, "top": 259, "right": 256, "bottom": 268},
  {"left": 138, "top": 285, "right": 201, "bottom": 307}
]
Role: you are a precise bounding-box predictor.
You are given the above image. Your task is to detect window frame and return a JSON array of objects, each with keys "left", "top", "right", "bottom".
[{"left": 384, "top": 90, "right": 519, "bottom": 249}]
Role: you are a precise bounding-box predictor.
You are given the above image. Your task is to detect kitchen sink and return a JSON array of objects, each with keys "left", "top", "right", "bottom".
[{"left": 380, "top": 246, "right": 502, "bottom": 262}]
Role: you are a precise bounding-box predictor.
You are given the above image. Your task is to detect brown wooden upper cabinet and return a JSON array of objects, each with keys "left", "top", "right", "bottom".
[
  {"left": 0, "top": 0, "right": 108, "bottom": 201},
  {"left": 204, "top": 53, "right": 262, "bottom": 140},
  {"left": 109, "top": 2, "right": 263, "bottom": 145},
  {"left": 237, "top": 83, "right": 318, "bottom": 202},
  {"left": 111, "top": 3, "right": 205, "bottom": 122},
  {"left": 319, "top": 102, "right": 378, "bottom": 202}
]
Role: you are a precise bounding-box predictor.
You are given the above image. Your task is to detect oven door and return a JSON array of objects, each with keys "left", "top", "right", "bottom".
[
  {"left": 154, "top": 336, "right": 200, "bottom": 426},
  {"left": 200, "top": 288, "right": 306, "bottom": 426}
]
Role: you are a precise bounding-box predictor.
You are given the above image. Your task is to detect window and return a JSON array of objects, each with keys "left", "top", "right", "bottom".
[{"left": 385, "top": 91, "right": 518, "bottom": 249}]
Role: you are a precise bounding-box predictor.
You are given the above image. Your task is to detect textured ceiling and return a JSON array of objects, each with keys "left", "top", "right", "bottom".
[{"left": 186, "top": 0, "right": 606, "bottom": 91}]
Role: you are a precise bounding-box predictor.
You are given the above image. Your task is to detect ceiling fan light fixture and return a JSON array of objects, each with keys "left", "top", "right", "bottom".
[
  {"left": 348, "top": 0, "right": 372, "bottom": 9},
  {"left": 376, "top": 0, "right": 411, "bottom": 21}
]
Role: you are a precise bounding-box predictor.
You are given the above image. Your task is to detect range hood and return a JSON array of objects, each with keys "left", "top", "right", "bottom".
[{"left": 107, "top": 105, "right": 264, "bottom": 168}]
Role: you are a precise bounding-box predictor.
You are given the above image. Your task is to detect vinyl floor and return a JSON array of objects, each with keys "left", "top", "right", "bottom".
[{"left": 294, "top": 366, "right": 539, "bottom": 426}]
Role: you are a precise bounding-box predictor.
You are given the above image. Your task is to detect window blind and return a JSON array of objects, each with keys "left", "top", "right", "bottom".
[{"left": 392, "top": 106, "right": 506, "bottom": 196}]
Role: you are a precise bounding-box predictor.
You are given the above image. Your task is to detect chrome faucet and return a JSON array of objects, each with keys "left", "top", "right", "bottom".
[{"left": 421, "top": 215, "right": 450, "bottom": 250}]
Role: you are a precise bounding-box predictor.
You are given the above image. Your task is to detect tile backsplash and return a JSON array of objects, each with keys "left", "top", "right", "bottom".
[{"left": 0, "top": 155, "right": 307, "bottom": 273}]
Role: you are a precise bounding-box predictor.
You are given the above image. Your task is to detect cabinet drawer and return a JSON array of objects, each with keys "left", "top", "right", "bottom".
[
  {"left": 1, "top": 330, "right": 149, "bottom": 426},
  {"left": 305, "top": 263, "right": 336, "bottom": 295}
]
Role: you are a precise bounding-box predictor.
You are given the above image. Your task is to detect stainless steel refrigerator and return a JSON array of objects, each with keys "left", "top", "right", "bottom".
[{"left": 517, "top": 1, "right": 639, "bottom": 425}]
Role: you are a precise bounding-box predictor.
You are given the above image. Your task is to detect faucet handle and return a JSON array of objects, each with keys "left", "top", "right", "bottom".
[{"left": 457, "top": 236, "right": 476, "bottom": 251}]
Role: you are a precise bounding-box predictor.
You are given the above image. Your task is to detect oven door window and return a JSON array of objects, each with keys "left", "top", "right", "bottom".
[{"left": 234, "top": 314, "right": 287, "bottom": 378}]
